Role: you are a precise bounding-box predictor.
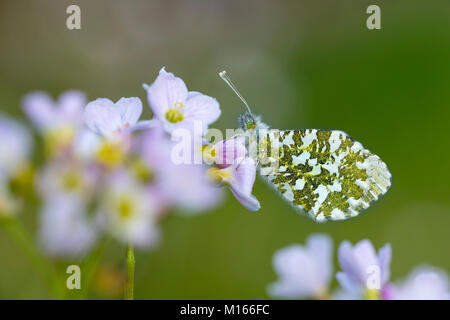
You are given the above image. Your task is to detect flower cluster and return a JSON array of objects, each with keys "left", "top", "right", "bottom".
[
  {"left": 0, "top": 67, "right": 260, "bottom": 258},
  {"left": 268, "top": 234, "right": 449, "bottom": 300}
]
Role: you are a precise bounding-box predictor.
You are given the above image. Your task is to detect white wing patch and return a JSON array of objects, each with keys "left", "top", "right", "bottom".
[{"left": 259, "top": 129, "right": 391, "bottom": 222}]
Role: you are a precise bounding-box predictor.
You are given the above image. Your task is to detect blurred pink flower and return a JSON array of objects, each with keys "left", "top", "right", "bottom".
[
  {"left": 22, "top": 90, "right": 86, "bottom": 133},
  {"left": 37, "top": 159, "right": 99, "bottom": 202},
  {"left": 139, "top": 121, "right": 174, "bottom": 171},
  {"left": 391, "top": 266, "right": 449, "bottom": 300},
  {"left": 96, "top": 170, "right": 160, "bottom": 248},
  {"left": 268, "top": 234, "right": 333, "bottom": 299},
  {"left": 0, "top": 114, "right": 32, "bottom": 178},
  {"left": 139, "top": 121, "right": 223, "bottom": 213},
  {"left": 337, "top": 239, "right": 392, "bottom": 299},
  {"left": 158, "top": 162, "right": 223, "bottom": 213},
  {"left": 39, "top": 195, "right": 97, "bottom": 258},
  {"left": 145, "top": 67, "right": 221, "bottom": 134}
]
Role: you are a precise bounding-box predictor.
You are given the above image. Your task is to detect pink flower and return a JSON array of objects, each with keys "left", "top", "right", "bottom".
[
  {"left": 22, "top": 90, "right": 87, "bottom": 157},
  {"left": 39, "top": 195, "right": 97, "bottom": 258},
  {"left": 82, "top": 97, "right": 156, "bottom": 168},
  {"left": 268, "top": 234, "right": 334, "bottom": 299},
  {"left": 22, "top": 90, "right": 86, "bottom": 133},
  {"left": 159, "top": 162, "right": 223, "bottom": 213},
  {"left": 204, "top": 135, "right": 260, "bottom": 212},
  {"left": 207, "top": 157, "right": 260, "bottom": 211},
  {"left": 337, "top": 239, "right": 392, "bottom": 299},
  {"left": 37, "top": 159, "right": 98, "bottom": 202},
  {"left": 96, "top": 170, "right": 160, "bottom": 248},
  {"left": 84, "top": 97, "right": 152, "bottom": 138},
  {"left": 139, "top": 122, "right": 223, "bottom": 213},
  {"left": 391, "top": 266, "right": 449, "bottom": 300},
  {"left": 145, "top": 68, "right": 221, "bottom": 134},
  {"left": 0, "top": 114, "right": 32, "bottom": 178}
]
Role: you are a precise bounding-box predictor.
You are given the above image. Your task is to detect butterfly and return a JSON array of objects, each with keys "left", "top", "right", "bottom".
[{"left": 219, "top": 71, "right": 391, "bottom": 222}]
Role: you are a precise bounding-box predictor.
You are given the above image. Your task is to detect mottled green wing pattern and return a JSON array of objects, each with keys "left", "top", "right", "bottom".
[{"left": 260, "top": 129, "right": 391, "bottom": 222}]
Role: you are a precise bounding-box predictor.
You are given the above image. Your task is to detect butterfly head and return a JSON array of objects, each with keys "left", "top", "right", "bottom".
[
  {"left": 238, "top": 111, "right": 269, "bottom": 132},
  {"left": 238, "top": 111, "right": 256, "bottom": 130}
]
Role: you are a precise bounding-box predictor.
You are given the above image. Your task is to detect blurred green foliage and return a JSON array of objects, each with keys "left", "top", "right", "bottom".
[{"left": 0, "top": 0, "right": 449, "bottom": 299}]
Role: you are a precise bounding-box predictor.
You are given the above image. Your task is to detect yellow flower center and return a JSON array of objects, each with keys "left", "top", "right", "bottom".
[
  {"left": 207, "top": 167, "right": 231, "bottom": 185},
  {"left": 365, "top": 288, "right": 380, "bottom": 300},
  {"left": 62, "top": 172, "right": 81, "bottom": 191},
  {"left": 97, "top": 140, "right": 124, "bottom": 168},
  {"left": 131, "top": 158, "right": 154, "bottom": 183},
  {"left": 165, "top": 102, "right": 184, "bottom": 123},
  {"left": 45, "top": 127, "right": 75, "bottom": 157},
  {"left": 202, "top": 145, "right": 216, "bottom": 163},
  {"left": 117, "top": 196, "right": 135, "bottom": 220}
]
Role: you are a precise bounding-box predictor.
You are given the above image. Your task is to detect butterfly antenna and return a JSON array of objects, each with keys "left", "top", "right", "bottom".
[{"left": 219, "top": 71, "right": 253, "bottom": 115}]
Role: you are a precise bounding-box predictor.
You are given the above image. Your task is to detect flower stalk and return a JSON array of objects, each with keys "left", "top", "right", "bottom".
[{"left": 125, "top": 243, "right": 135, "bottom": 300}]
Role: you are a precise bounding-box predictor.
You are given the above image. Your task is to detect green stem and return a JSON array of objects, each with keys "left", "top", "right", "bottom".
[
  {"left": 125, "top": 243, "right": 135, "bottom": 300},
  {"left": 0, "top": 218, "right": 62, "bottom": 298}
]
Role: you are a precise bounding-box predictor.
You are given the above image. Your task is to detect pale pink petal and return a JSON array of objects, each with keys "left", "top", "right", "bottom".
[
  {"left": 84, "top": 98, "right": 122, "bottom": 137},
  {"left": 22, "top": 91, "right": 55, "bottom": 131},
  {"left": 147, "top": 67, "right": 188, "bottom": 118},
  {"left": 378, "top": 244, "right": 392, "bottom": 285},
  {"left": 58, "top": 90, "right": 87, "bottom": 121},
  {"left": 269, "top": 246, "right": 314, "bottom": 298},
  {"left": 269, "top": 238, "right": 333, "bottom": 299},
  {"left": 139, "top": 121, "right": 173, "bottom": 171},
  {"left": 130, "top": 221, "right": 160, "bottom": 249},
  {"left": 272, "top": 245, "right": 305, "bottom": 280},
  {"left": 214, "top": 137, "right": 247, "bottom": 167},
  {"left": 336, "top": 272, "right": 360, "bottom": 296},
  {"left": 72, "top": 127, "right": 101, "bottom": 160},
  {"left": 338, "top": 241, "right": 362, "bottom": 284},
  {"left": 39, "top": 195, "right": 97, "bottom": 258},
  {"left": 353, "top": 240, "right": 379, "bottom": 282},
  {"left": 117, "top": 97, "right": 142, "bottom": 127},
  {"left": 229, "top": 158, "right": 257, "bottom": 197},
  {"left": 306, "top": 234, "right": 334, "bottom": 284},
  {"left": 162, "top": 118, "right": 199, "bottom": 135},
  {"left": 223, "top": 157, "right": 259, "bottom": 211},
  {"left": 183, "top": 91, "right": 221, "bottom": 127},
  {"left": 158, "top": 163, "right": 223, "bottom": 212},
  {"left": 338, "top": 239, "right": 393, "bottom": 294},
  {"left": 129, "top": 120, "right": 158, "bottom": 132},
  {"left": 230, "top": 188, "right": 260, "bottom": 211},
  {"left": 0, "top": 115, "right": 32, "bottom": 176},
  {"left": 391, "top": 266, "right": 450, "bottom": 300}
]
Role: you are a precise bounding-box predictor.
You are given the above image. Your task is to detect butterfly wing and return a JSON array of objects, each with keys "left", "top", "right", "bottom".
[{"left": 259, "top": 129, "right": 391, "bottom": 222}]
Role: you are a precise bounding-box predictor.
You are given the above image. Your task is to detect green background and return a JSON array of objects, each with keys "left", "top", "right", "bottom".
[{"left": 0, "top": 0, "right": 449, "bottom": 299}]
